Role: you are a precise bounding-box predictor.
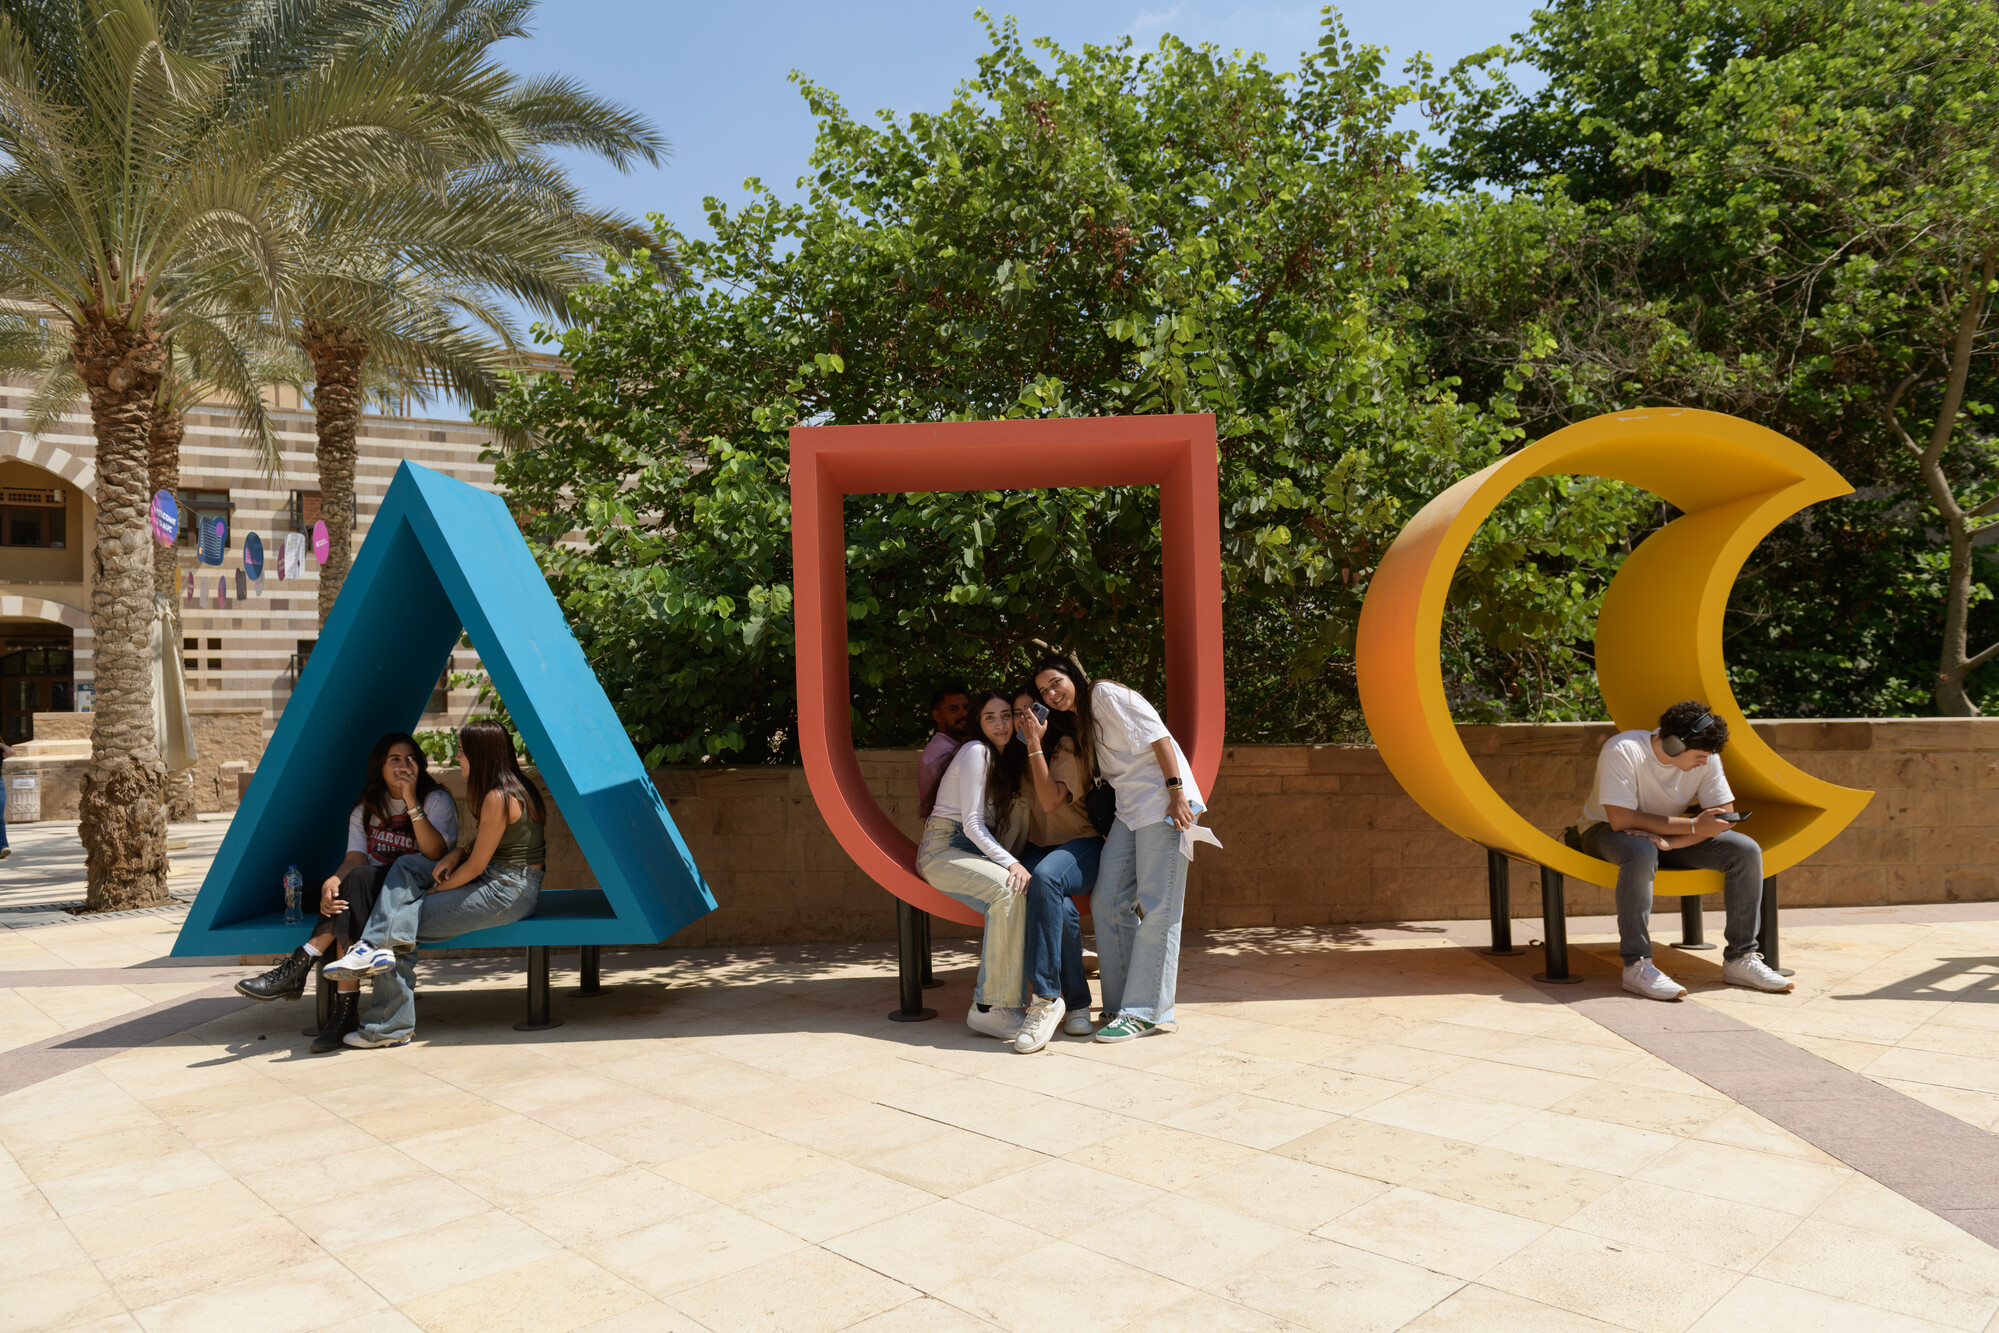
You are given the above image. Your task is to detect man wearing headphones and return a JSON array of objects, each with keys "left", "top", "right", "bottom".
[{"left": 1580, "top": 700, "right": 1794, "bottom": 1001}]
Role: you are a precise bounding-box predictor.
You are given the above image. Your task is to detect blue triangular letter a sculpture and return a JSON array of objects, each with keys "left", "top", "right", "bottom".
[{"left": 174, "top": 462, "right": 715, "bottom": 955}]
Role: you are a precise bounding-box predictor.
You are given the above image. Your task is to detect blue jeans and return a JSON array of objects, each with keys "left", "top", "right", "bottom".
[
  {"left": 1092, "top": 818, "right": 1189, "bottom": 1025},
  {"left": 1581, "top": 824, "right": 1764, "bottom": 963},
  {"left": 357, "top": 856, "right": 542, "bottom": 1041},
  {"left": 1019, "top": 838, "right": 1098, "bottom": 1009}
]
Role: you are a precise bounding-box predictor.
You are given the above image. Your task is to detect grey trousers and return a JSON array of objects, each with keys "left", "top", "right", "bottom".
[{"left": 1581, "top": 824, "right": 1764, "bottom": 963}]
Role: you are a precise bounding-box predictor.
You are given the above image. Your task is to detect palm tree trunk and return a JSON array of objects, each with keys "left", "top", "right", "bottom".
[
  {"left": 303, "top": 319, "right": 368, "bottom": 627},
  {"left": 71, "top": 314, "right": 171, "bottom": 912},
  {"left": 149, "top": 403, "right": 196, "bottom": 821}
]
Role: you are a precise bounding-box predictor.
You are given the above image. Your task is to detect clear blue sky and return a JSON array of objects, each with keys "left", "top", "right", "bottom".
[{"left": 500, "top": 1, "right": 1542, "bottom": 253}]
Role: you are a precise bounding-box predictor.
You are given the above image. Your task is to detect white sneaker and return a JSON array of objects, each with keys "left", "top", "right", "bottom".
[
  {"left": 1723, "top": 952, "right": 1795, "bottom": 993},
  {"left": 323, "top": 942, "right": 386, "bottom": 978},
  {"left": 1623, "top": 958, "right": 1687, "bottom": 1001},
  {"left": 966, "top": 1004, "right": 1025, "bottom": 1041},
  {"left": 1062, "top": 1010, "right": 1094, "bottom": 1037},
  {"left": 1014, "top": 996, "right": 1065, "bottom": 1054}
]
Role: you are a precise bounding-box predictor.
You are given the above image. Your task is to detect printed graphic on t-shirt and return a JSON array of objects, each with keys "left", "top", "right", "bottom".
[{"left": 364, "top": 813, "right": 419, "bottom": 865}]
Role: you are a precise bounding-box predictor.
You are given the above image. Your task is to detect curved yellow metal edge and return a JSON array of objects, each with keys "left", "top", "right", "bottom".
[{"left": 1357, "top": 408, "right": 1874, "bottom": 890}]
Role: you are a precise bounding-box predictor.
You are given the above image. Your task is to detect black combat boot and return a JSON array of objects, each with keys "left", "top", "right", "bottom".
[
  {"left": 309, "top": 990, "right": 359, "bottom": 1053},
  {"left": 236, "top": 946, "right": 315, "bottom": 1002}
]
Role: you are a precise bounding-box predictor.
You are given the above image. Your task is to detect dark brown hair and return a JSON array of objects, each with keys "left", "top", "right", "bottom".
[
  {"left": 1032, "top": 654, "right": 1111, "bottom": 784},
  {"left": 357, "top": 732, "right": 442, "bottom": 829},
  {"left": 459, "top": 720, "right": 545, "bottom": 825}
]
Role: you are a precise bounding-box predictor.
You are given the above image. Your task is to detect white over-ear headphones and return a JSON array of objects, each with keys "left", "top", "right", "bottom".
[{"left": 1660, "top": 711, "right": 1716, "bottom": 757}]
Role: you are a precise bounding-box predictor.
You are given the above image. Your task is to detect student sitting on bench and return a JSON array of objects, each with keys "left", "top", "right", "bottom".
[{"left": 1580, "top": 701, "right": 1794, "bottom": 1001}]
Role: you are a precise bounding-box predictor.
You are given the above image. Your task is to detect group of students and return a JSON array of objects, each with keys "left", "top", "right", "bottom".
[
  {"left": 232, "top": 720, "right": 548, "bottom": 1050},
  {"left": 916, "top": 655, "right": 1212, "bottom": 1054}
]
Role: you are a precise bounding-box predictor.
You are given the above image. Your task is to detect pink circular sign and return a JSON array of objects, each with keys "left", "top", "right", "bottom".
[{"left": 311, "top": 519, "right": 329, "bottom": 565}]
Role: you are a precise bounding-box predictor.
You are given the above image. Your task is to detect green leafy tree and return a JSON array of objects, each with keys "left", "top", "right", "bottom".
[
  {"left": 1422, "top": 0, "right": 1999, "bottom": 715},
  {"left": 488, "top": 15, "right": 1650, "bottom": 763}
]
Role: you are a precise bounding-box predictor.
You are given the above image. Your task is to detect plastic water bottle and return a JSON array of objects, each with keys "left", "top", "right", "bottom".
[{"left": 283, "top": 865, "right": 303, "bottom": 925}]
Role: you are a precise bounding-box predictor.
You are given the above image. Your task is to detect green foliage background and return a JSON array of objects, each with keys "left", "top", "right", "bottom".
[{"left": 484, "top": 2, "right": 1999, "bottom": 764}]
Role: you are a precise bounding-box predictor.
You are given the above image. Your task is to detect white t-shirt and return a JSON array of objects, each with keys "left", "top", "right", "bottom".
[
  {"left": 1092, "top": 682, "right": 1203, "bottom": 830},
  {"left": 929, "top": 740, "right": 1018, "bottom": 868},
  {"left": 346, "top": 788, "right": 460, "bottom": 865},
  {"left": 1581, "top": 730, "right": 1732, "bottom": 828}
]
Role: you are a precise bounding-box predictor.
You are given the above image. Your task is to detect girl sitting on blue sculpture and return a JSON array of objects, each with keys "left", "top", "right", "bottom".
[
  {"left": 322, "top": 719, "right": 546, "bottom": 1049},
  {"left": 234, "top": 732, "right": 457, "bottom": 1053}
]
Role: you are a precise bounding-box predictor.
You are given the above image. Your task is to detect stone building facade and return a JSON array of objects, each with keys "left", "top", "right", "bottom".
[{"left": 0, "top": 381, "right": 495, "bottom": 749}]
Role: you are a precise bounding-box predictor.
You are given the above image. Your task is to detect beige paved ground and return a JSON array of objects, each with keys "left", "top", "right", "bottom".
[{"left": 6, "top": 819, "right": 1999, "bottom": 1332}]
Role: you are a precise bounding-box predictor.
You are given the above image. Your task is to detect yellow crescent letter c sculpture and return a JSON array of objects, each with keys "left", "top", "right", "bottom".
[{"left": 1357, "top": 408, "right": 1872, "bottom": 901}]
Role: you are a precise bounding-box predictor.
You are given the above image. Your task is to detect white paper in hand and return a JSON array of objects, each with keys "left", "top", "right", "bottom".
[{"left": 1179, "top": 822, "right": 1223, "bottom": 862}]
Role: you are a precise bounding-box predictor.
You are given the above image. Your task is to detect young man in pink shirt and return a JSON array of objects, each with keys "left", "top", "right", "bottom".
[{"left": 917, "top": 681, "right": 971, "bottom": 819}]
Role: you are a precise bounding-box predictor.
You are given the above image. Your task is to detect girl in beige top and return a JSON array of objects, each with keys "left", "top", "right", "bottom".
[{"left": 1007, "top": 686, "right": 1104, "bottom": 1053}]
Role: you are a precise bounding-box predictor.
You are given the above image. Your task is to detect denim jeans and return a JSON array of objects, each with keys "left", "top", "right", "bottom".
[
  {"left": 1092, "top": 818, "right": 1189, "bottom": 1025},
  {"left": 357, "top": 857, "right": 543, "bottom": 1042},
  {"left": 916, "top": 817, "right": 1027, "bottom": 1008},
  {"left": 1019, "top": 837, "right": 1098, "bottom": 1009},
  {"left": 1581, "top": 824, "right": 1764, "bottom": 963}
]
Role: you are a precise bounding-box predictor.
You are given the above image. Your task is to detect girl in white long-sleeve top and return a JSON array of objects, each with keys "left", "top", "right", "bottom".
[{"left": 918, "top": 689, "right": 1032, "bottom": 1041}]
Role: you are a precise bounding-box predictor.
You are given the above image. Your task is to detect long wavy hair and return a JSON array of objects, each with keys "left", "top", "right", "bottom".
[
  {"left": 968, "top": 689, "right": 1028, "bottom": 819},
  {"left": 459, "top": 720, "right": 545, "bottom": 825},
  {"left": 356, "top": 732, "right": 442, "bottom": 829}
]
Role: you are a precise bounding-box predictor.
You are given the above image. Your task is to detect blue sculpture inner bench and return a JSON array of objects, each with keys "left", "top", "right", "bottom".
[{"left": 176, "top": 461, "right": 716, "bottom": 1033}]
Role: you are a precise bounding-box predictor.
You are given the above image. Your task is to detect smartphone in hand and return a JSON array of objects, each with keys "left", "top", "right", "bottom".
[{"left": 1715, "top": 811, "right": 1751, "bottom": 823}]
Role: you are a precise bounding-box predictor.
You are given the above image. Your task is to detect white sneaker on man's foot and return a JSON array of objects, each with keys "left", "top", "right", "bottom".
[
  {"left": 1623, "top": 959, "right": 1687, "bottom": 1001},
  {"left": 1062, "top": 1010, "right": 1094, "bottom": 1037},
  {"left": 966, "top": 1004, "right": 1025, "bottom": 1041},
  {"left": 1722, "top": 952, "right": 1795, "bottom": 993},
  {"left": 1015, "top": 996, "right": 1065, "bottom": 1053},
  {"left": 323, "top": 942, "right": 393, "bottom": 978}
]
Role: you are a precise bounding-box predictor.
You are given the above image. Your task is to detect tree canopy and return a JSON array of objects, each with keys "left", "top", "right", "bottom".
[{"left": 488, "top": 1, "right": 1999, "bottom": 764}]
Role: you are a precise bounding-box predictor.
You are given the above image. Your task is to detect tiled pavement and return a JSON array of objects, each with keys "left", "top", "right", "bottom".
[{"left": 7, "top": 821, "right": 1999, "bottom": 1331}]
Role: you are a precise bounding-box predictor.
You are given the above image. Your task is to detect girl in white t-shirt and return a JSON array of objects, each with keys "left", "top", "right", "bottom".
[
  {"left": 1033, "top": 655, "right": 1206, "bottom": 1042},
  {"left": 918, "top": 690, "right": 1034, "bottom": 1041},
  {"left": 234, "top": 732, "right": 458, "bottom": 1051}
]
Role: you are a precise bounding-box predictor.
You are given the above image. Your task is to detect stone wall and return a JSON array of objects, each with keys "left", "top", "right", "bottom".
[
  {"left": 3, "top": 708, "right": 266, "bottom": 819},
  {"left": 616, "top": 718, "right": 1999, "bottom": 947}
]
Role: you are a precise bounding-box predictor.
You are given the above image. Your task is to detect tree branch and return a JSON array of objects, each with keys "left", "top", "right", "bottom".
[{"left": 1967, "top": 638, "right": 1999, "bottom": 673}]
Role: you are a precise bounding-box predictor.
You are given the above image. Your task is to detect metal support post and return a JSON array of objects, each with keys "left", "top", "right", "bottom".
[
  {"left": 918, "top": 909, "right": 942, "bottom": 989},
  {"left": 889, "top": 898, "right": 937, "bottom": 1022},
  {"left": 1760, "top": 875, "right": 1792, "bottom": 976},
  {"left": 514, "top": 945, "right": 563, "bottom": 1031},
  {"left": 1534, "top": 863, "right": 1582, "bottom": 984},
  {"left": 304, "top": 962, "right": 335, "bottom": 1036},
  {"left": 1677, "top": 894, "right": 1717, "bottom": 950},
  {"left": 1482, "top": 848, "right": 1524, "bottom": 956},
  {"left": 572, "top": 944, "right": 606, "bottom": 997}
]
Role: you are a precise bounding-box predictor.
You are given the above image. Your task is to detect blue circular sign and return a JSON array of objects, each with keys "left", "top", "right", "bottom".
[{"left": 243, "top": 530, "right": 263, "bottom": 581}]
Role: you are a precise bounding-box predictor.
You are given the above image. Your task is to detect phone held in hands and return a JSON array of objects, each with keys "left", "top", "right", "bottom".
[
  {"left": 1715, "top": 811, "right": 1751, "bottom": 823},
  {"left": 1016, "top": 702, "right": 1049, "bottom": 742}
]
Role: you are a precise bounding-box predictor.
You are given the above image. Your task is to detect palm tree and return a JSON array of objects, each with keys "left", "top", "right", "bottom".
[
  {"left": 0, "top": 0, "right": 453, "bottom": 909},
  {"left": 292, "top": 0, "right": 666, "bottom": 622}
]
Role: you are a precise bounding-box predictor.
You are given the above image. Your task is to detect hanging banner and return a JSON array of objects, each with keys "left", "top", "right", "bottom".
[
  {"left": 311, "top": 519, "right": 330, "bottom": 566},
  {"left": 282, "top": 531, "right": 306, "bottom": 580},
  {"left": 183, "top": 570, "right": 196, "bottom": 605},
  {"left": 243, "top": 530, "right": 263, "bottom": 582},
  {"left": 197, "top": 515, "right": 226, "bottom": 566},
  {"left": 235, "top": 569, "right": 247, "bottom": 601},
  {"left": 150, "top": 490, "right": 178, "bottom": 546},
  {"left": 212, "top": 576, "right": 224, "bottom": 609}
]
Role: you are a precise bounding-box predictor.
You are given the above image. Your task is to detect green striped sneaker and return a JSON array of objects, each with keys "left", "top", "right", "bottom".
[{"left": 1094, "top": 1014, "right": 1159, "bottom": 1043}]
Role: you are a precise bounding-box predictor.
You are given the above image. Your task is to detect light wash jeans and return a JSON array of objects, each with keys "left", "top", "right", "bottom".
[
  {"left": 356, "top": 855, "right": 542, "bottom": 1042},
  {"left": 1092, "top": 816, "right": 1194, "bottom": 1025},
  {"left": 1580, "top": 824, "right": 1764, "bottom": 963},
  {"left": 1020, "top": 838, "right": 1098, "bottom": 1010},
  {"left": 916, "top": 817, "right": 1028, "bottom": 1008}
]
